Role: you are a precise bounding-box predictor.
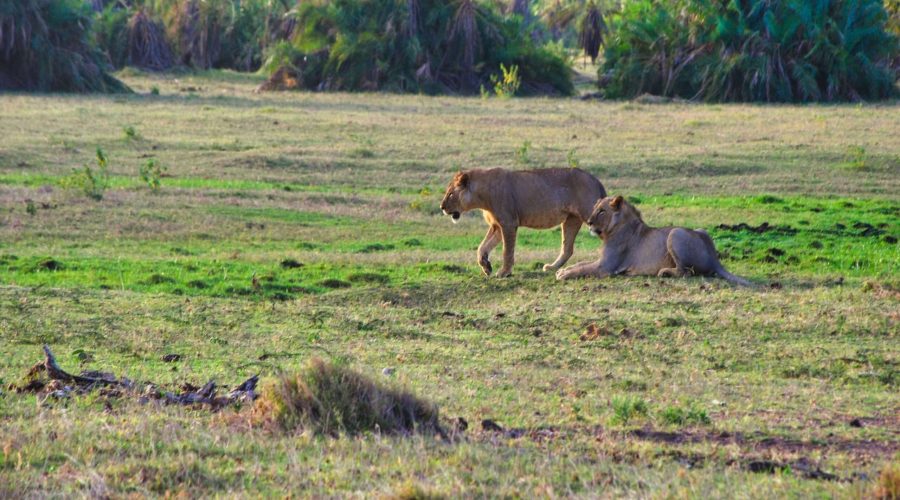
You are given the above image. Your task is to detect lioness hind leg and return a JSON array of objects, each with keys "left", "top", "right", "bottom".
[
  {"left": 544, "top": 215, "right": 581, "bottom": 272},
  {"left": 657, "top": 267, "right": 687, "bottom": 278},
  {"left": 664, "top": 228, "right": 699, "bottom": 279}
]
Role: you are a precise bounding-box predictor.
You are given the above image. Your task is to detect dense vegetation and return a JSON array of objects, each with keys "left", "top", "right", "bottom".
[
  {"left": 1, "top": 0, "right": 898, "bottom": 97},
  {"left": 93, "top": 0, "right": 295, "bottom": 71},
  {"left": 0, "top": 0, "right": 129, "bottom": 92},
  {"left": 601, "top": 0, "right": 899, "bottom": 102},
  {"left": 261, "top": 0, "right": 574, "bottom": 95}
]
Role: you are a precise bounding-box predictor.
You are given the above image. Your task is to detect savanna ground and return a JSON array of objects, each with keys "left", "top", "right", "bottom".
[{"left": 0, "top": 69, "right": 898, "bottom": 497}]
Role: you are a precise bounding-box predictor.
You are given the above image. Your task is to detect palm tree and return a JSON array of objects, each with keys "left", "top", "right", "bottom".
[{"left": 578, "top": 1, "right": 605, "bottom": 63}]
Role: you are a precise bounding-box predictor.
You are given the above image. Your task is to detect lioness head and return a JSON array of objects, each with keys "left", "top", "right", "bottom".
[
  {"left": 440, "top": 172, "right": 473, "bottom": 223},
  {"left": 587, "top": 195, "right": 634, "bottom": 238}
]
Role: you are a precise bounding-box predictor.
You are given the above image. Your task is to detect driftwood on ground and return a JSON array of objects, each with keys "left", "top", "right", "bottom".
[{"left": 10, "top": 345, "right": 257, "bottom": 410}]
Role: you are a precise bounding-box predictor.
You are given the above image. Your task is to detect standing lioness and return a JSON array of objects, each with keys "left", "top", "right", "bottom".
[
  {"left": 440, "top": 168, "right": 606, "bottom": 277},
  {"left": 556, "top": 196, "right": 751, "bottom": 286}
]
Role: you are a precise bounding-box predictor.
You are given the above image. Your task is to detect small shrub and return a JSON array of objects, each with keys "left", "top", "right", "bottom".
[
  {"left": 846, "top": 145, "right": 868, "bottom": 170},
  {"left": 566, "top": 148, "right": 580, "bottom": 169},
  {"left": 516, "top": 140, "right": 532, "bottom": 165},
  {"left": 150, "top": 86, "right": 160, "bottom": 95},
  {"left": 123, "top": 126, "right": 140, "bottom": 141},
  {"left": 490, "top": 63, "right": 521, "bottom": 98},
  {"left": 252, "top": 358, "right": 442, "bottom": 436},
  {"left": 60, "top": 148, "right": 110, "bottom": 200},
  {"left": 139, "top": 158, "right": 167, "bottom": 192},
  {"left": 25, "top": 200, "right": 37, "bottom": 216},
  {"left": 658, "top": 403, "right": 711, "bottom": 426},
  {"left": 609, "top": 395, "right": 648, "bottom": 425}
]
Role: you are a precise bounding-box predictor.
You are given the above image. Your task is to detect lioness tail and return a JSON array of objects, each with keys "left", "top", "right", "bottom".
[{"left": 715, "top": 266, "right": 751, "bottom": 287}]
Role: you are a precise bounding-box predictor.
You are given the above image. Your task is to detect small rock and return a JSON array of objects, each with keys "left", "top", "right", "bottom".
[
  {"left": 849, "top": 418, "right": 863, "bottom": 428},
  {"left": 382, "top": 367, "right": 395, "bottom": 376},
  {"left": 453, "top": 417, "right": 468, "bottom": 433},
  {"left": 162, "top": 354, "right": 182, "bottom": 363}
]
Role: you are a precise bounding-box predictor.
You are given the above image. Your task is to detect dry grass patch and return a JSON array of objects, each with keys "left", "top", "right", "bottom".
[
  {"left": 875, "top": 461, "right": 900, "bottom": 500},
  {"left": 254, "top": 358, "right": 443, "bottom": 437}
]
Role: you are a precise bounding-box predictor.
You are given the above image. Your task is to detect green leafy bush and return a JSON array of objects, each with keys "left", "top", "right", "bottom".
[
  {"left": 609, "top": 395, "right": 649, "bottom": 425},
  {"left": 260, "top": 0, "right": 573, "bottom": 95},
  {"left": 139, "top": 158, "right": 167, "bottom": 192},
  {"left": 61, "top": 148, "right": 111, "bottom": 200},
  {"left": 601, "top": 0, "right": 898, "bottom": 102}
]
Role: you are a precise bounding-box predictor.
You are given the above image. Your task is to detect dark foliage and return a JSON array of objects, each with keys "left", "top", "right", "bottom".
[
  {"left": 601, "top": 0, "right": 899, "bottom": 102},
  {"left": 0, "top": 0, "right": 129, "bottom": 92},
  {"left": 578, "top": 1, "right": 605, "bottom": 63}
]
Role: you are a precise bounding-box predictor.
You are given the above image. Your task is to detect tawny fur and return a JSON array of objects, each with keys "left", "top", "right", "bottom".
[
  {"left": 556, "top": 196, "right": 751, "bottom": 286},
  {"left": 440, "top": 168, "right": 606, "bottom": 277}
]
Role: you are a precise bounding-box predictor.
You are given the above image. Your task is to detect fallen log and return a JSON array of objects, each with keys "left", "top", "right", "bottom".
[{"left": 10, "top": 345, "right": 258, "bottom": 410}]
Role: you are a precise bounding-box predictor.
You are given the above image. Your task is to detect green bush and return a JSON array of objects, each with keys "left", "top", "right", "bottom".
[
  {"left": 260, "top": 0, "right": 573, "bottom": 95},
  {"left": 61, "top": 148, "right": 111, "bottom": 200},
  {"left": 609, "top": 395, "right": 649, "bottom": 425},
  {"left": 601, "top": 0, "right": 898, "bottom": 102},
  {"left": 0, "top": 0, "right": 129, "bottom": 92}
]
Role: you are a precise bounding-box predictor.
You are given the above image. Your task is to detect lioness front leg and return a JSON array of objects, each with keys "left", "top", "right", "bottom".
[
  {"left": 544, "top": 215, "right": 581, "bottom": 272},
  {"left": 497, "top": 225, "right": 517, "bottom": 278},
  {"left": 476, "top": 225, "right": 501, "bottom": 276},
  {"left": 556, "top": 260, "right": 608, "bottom": 280}
]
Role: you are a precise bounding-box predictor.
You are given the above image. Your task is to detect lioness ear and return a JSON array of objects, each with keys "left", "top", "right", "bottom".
[
  {"left": 457, "top": 172, "right": 469, "bottom": 188},
  {"left": 610, "top": 195, "right": 624, "bottom": 210}
]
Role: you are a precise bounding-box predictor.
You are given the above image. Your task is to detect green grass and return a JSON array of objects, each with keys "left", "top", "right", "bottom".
[{"left": 0, "top": 70, "right": 898, "bottom": 497}]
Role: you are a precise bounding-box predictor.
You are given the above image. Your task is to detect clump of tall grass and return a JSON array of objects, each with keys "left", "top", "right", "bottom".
[
  {"left": 601, "top": 0, "right": 898, "bottom": 102},
  {"left": 253, "top": 358, "right": 443, "bottom": 436}
]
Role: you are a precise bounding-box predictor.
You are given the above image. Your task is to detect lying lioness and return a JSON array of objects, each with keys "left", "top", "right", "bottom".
[
  {"left": 440, "top": 168, "right": 606, "bottom": 277},
  {"left": 556, "top": 196, "right": 751, "bottom": 286}
]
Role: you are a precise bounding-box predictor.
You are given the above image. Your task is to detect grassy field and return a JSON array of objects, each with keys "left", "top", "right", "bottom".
[{"left": 0, "top": 70, "right": 898, "bottom": 497}]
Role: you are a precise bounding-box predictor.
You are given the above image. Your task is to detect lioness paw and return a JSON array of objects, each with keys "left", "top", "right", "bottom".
[
  {"left": 556, "top": 269, "right": 571, "bottom": 280},
  {"left": 542, "top": 263, "right": 558, "bottom": 272}
]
